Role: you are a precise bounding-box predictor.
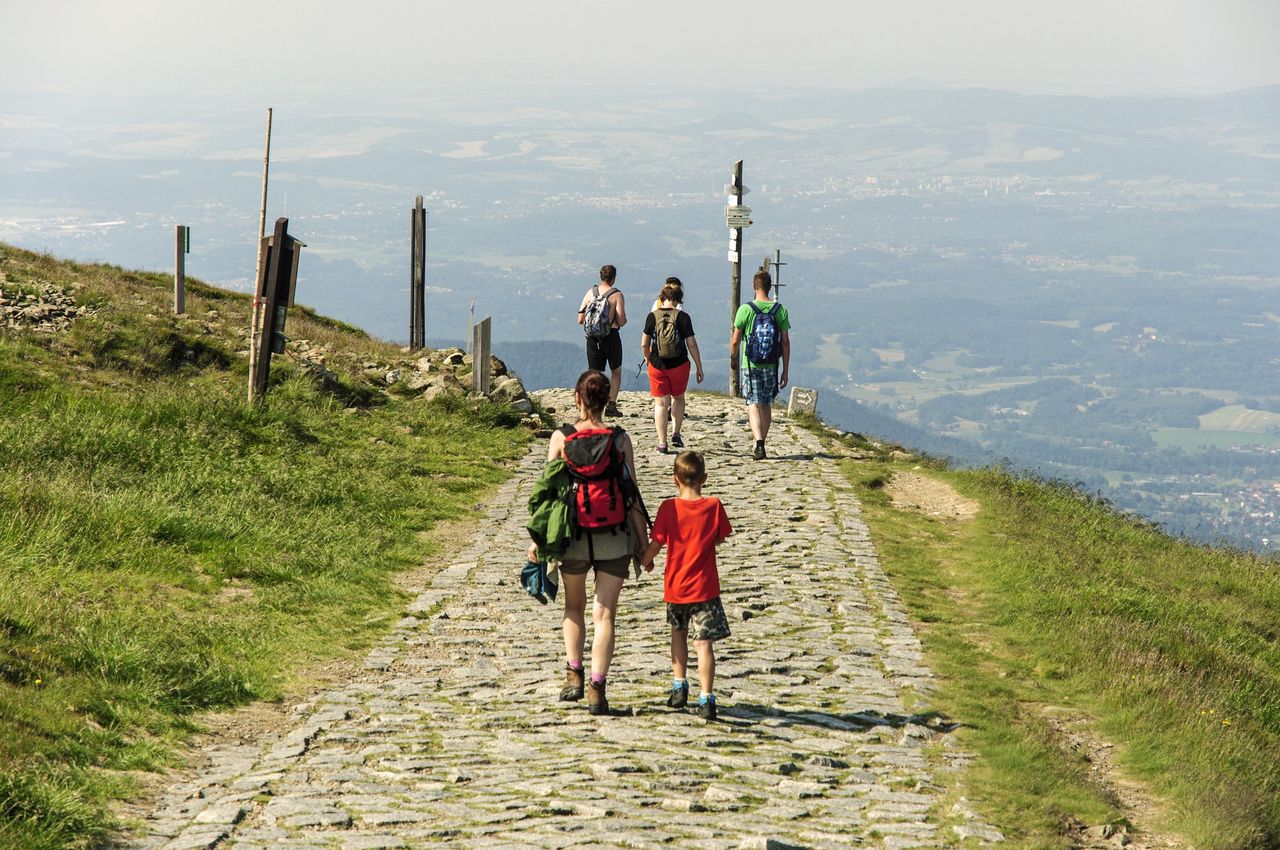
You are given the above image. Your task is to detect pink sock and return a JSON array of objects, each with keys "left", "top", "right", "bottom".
[
  {"left": 590, "top": 673, "right": 606, "bottom": 685},
  {"left": 567, "top": 660, "right": 583, "bottom": 671}
]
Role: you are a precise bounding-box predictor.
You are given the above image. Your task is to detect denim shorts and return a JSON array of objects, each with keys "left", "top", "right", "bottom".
[{"left": 741, "top": 366, "right": 779, "bottom": 405}]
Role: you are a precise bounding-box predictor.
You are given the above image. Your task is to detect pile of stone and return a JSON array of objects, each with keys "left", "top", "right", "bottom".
[
  {"left": 288, "top": 340, "right": 537, "bottom": 425},
  {"left": 0, "top": 280, "right": 89, "bottom": 333}
]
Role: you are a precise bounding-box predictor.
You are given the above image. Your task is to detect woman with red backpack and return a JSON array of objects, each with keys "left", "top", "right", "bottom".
[{"left": 526, "top": 369, "right": 646, "bottom": 716}]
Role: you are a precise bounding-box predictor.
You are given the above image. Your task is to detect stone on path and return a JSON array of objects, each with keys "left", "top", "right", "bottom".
[{"left": 127, "top": 390, "right": 1003, "bottom": 849}]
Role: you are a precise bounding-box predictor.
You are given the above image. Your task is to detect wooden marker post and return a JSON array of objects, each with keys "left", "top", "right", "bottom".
[
  {"left": 174, "top": 225, "right": 188, "bottom": 314},
  {"left": 472, "top": 316, "right": 491, "bottom": 395},
  {"left": 410, "top": 196, "right": 426, "bottom": 351},
  {"left": 726, "top": 160, "right": 749, "bottom": 398}
]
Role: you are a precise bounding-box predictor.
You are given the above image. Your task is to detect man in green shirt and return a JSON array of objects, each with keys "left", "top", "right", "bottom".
[{"left": 729, "top": 270, "right": 791, "bottom": 460}]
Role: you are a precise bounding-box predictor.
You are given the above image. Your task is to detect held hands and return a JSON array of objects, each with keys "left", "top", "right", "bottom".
[{"left": 526, "top": 542, "right": 539, "bottom": 562}]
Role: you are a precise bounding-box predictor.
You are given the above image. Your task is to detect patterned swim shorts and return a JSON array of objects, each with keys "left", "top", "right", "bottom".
[
  {"left": 666, "top": 597, "right": 732, "bottom": 642},
  {"left": 741, "top": 366, "right": 779, "bottom": 405}
]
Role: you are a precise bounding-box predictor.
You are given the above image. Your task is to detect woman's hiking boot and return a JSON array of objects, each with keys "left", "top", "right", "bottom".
[
  {"left": 666, "top": 680, "right": 689, "bottom": 709},
  {"left": 697, "top": 695, "right": 717, "bottom": 721},
  {"left": 560, "top": 665, "right": 584, "bottom": 701},
  {"left": 605, "top": 401, "right": 622, "bottom": 418},
  {"left": 587, "top": 679, "right": 609, "bottom": 715}
]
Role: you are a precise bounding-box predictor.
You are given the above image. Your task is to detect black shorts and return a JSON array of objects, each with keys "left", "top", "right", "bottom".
[{"left": 586, "top": 329, "right": 623, "bottom": 372}]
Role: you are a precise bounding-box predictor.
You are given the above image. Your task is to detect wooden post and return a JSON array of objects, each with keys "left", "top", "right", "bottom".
[
  {"left": 248, "top": 107, "right": 273, "bottom": 403},
  {"left": 251, "top": 218, "right": 295, "bottom": 400},
  {"left": 410, "top": 196, "right": 426, "bottom": 351},
  {"left": 472, "top": 316, "right": 491, "bottom": 395},
  {"left": 174, "top": 225, "right": 187, "bottom": 314},
  {"left": 728, "top": 159, "right": 744, "bottom": 398}
]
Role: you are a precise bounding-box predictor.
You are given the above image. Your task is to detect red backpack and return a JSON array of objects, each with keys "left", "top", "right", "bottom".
[{"left": 559, "top": 425, "right": 632, "bottom": 533}]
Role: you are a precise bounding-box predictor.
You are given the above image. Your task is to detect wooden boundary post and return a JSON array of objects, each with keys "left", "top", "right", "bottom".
[
  {"left": 728, "top": 159, "right": 744, "bottom": 398},
  {"left": 410, "top": 195, "right": 426, "bottom": 351},
  {"left": 174, "top": 225, "right": 187, "bottom": 314},
  {"left": 472, "top": 316, "right": 491, "bottom": 395}
]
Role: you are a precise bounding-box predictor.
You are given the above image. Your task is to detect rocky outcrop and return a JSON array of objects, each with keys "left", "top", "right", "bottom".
[
  {"left": 1, "top": 280, "right": 90, "bottom": 333},
  {"left": 287, "top": 339, "right": 537, "bottom": 426}
]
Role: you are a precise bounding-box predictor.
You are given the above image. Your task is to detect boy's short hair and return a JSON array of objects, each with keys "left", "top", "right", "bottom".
[
  {"left": 752, "top": 269, "right": 772, "bottom": 295},
  {"left": 673, "top": 450, "right": 706, "bottom": 485},
  {"left": 599, "top": 264, "right": 617, "bottom": 283}
]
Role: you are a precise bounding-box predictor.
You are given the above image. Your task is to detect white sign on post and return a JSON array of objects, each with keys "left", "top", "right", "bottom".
[{"left": 725, "top": 205, "right": 753, "bottom": 228}]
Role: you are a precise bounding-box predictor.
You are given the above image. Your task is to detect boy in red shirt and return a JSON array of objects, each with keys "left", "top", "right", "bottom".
[{"left": 640, "top": 450, "right": 733, "bottom": 720}]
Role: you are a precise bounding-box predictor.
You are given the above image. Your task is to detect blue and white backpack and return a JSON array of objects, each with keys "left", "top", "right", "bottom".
[{"left": 745, "top": 302, "right": 782, "bottom": 364}]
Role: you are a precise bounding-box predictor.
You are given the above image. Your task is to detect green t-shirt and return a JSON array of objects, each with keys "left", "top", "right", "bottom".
[{"left": 733, "top": 299, "right": 791, "bottom": 369}]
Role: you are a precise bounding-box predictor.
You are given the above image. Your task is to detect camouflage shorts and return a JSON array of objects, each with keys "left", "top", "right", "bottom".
[{"left": 666, "top": 597, "right": 731, "bottom": 642}]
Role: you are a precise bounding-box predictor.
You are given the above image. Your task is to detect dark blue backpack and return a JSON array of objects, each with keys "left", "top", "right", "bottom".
[{"left": 745, "top": 302, "right": 782, "bottom": 364}]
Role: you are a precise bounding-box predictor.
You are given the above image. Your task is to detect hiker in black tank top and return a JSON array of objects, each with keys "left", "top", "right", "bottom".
[{"left": 641, "top": 278, "right": 704, "bottom": 454}]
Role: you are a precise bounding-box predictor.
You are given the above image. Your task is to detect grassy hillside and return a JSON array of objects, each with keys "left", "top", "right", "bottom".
[
  {"left": 0, "top": 245, "right": 532, "bottom": 850},
  {"left": 810, "top": 420, "right": 1280, "bottom": 849}
]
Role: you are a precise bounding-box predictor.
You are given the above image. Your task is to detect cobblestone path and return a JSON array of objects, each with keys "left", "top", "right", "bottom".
[{"left": 131, "top": 390, "right": 999, "bottom": 850}]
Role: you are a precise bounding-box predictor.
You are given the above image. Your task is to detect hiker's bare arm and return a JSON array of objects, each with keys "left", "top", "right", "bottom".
[
  {"left": 577, "top": 291, "right": 589, "bottom": 324},
  {"left": 728, "top": 327, "right": 742, "bottom": 361},
  {"left": 547, "top": 429, "right": 566, "bottom": 462},
  {"left": 687, "top": 337, "right": 704, "bottom": 383},
  {"left": 641, "top": 332, "right": 653, "bottom": 362},
  {"left": 640, "top": 538, "right": 663, "bottom": 571},
  {"left": 613, "top": 292, "right": 627, "bottom": 329},
  {"left": 780, "top": 331, "right": 791, "bottom": 389}
]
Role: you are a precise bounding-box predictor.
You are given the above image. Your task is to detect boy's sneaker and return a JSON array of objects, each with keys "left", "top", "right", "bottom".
[
  {"left": 752, "top": 442, "right": 766, "bottom": 461},
  {"left": 697, "top": 696, "right": 717, "bottom": 721},
  {"left": 587, "top": 679, "right": 609, "bottom": 715},
  {"left": 605, "top": 401, "right": 622, "bottom": 417},
  {"left": 666, "top": 680, "right": 689, "bottom": 709},
  {"left": 559, "top": 665, "right": 584, "bottom": 701},
  {"left": 670, "top": 433, "right": 684, "bottom": 449}
]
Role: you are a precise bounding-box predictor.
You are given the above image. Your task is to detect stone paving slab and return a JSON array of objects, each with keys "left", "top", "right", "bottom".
[{"left": 127, "top": 390, "right": 1001, "bottom": 850}]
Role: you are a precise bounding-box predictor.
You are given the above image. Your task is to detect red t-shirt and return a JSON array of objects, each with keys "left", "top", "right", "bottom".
[{"left": 651, "top": 496, "right": 733, "bottom": 604}]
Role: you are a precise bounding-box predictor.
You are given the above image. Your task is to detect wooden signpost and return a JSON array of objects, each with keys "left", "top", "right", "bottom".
[
  {"left": 727, "top": 159, "right": 749, "bottom": 398},
  {"left": 249, "top": 217, "right": 302, "bottom": 400}
]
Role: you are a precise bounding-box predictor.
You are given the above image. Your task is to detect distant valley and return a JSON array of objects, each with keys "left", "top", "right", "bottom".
[{"left": 4, "top": 83, "right": 1280, "bottom": 548}]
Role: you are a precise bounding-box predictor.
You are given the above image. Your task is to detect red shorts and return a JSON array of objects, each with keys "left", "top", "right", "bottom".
[{"left": 648, "top": 361, "right": 691, "bottom": 398}]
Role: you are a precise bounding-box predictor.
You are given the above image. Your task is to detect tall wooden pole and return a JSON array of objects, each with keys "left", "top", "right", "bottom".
[
  {"left": 248, "top": 107, "right": 273, "bottom": 403},
  {"left": 410, "top": 195, "right": 426, "bottom": 351},
  {"left": 728, "top": 159, "right": 744, "bottom": 398},
  {"left": 174, "top": 225, "right": 186, "bottom": 315}
]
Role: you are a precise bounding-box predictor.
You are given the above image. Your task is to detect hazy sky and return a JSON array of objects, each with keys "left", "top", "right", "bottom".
[{"left": 3, "top": 0, "right": 1279, "bottom": 99}]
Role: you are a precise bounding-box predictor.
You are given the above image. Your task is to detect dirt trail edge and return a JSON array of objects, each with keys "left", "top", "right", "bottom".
[{"left": 127, "top": 390, "right": 1001, "bottom": 850}]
